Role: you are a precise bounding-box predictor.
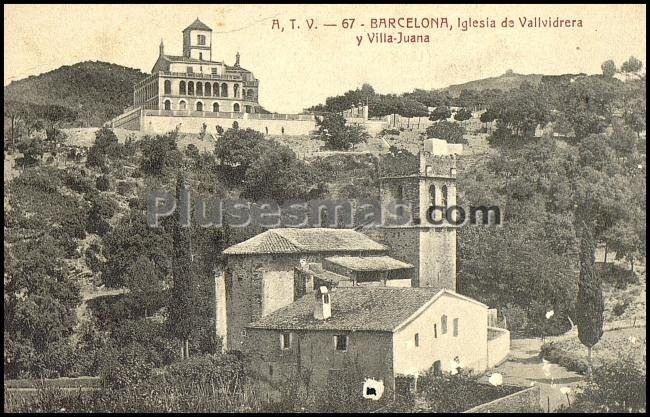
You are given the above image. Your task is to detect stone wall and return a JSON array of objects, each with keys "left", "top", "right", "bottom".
[
  {"left": 243, "top": 328, "right": 394, "bottom": 402},
  {"left": 225, "top": 250, "right": 387, "bottom": 351},
  {"left": 463, "top": 386, "right": 542, "bottom": 413}
]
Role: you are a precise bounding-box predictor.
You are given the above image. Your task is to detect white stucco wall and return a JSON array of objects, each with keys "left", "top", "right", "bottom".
[
  {"left": 142, "top": 113, "right": 318, "bottom": 136},
  {"left": 262, "top": 270, "right": 294, "bottom": 316},
  {"left": 392, "top": 292, "right": 488, "bottom": 377}
]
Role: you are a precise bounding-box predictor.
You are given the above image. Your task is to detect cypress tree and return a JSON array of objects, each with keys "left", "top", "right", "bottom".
[
  {"left": 575, "top": 220, "right": 604, "bottom": 376},
  {"left": 168, "top": 171, "right": 195, "bottom": 358}
]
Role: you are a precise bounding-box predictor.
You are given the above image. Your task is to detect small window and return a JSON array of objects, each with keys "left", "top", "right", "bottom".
[
  {"left": 179, "top": 100, "right": 187, "bottom": 110},
  {"left": 198, "top": 34, "right": 206, "bottom": 45},
  {"left": 323, "top": 294, "right": 330, "bottom": 304},
  {"left": 453, "top": 318, "right": 459, "bottom": 337},
  {"left": 441, "top": 315, "right": 448, "bottom": 334},
  {"left": 414, "top": 333, "right": 419, "bottom": 347},
  {"left": 269, "top": 364, "right": 273, "bottom": 377},
  {"left": 199, "top": 52, "right": 203, "bottom": 60},
  {"left": 433, "top": 323, "right": 437, "bottom": 338},
  {"left": 241, "top": 328, "right": 247, "bottom": 337},
  {"left": 281, "top": 333, "right": 291, "bottom": 350},
  {"left": 335, "top": 335, "right": 348, "bottom": 351},
  {"left": 211, "top": 68, "right": 218, "bottom": 75},
  {"left": 187, "top": 66, "right": 193, "bottom": 74}
]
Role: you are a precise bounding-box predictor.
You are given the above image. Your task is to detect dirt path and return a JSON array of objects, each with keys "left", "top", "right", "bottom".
[{"left": 482, "top": 338, "right": 583, "bottom": 412}]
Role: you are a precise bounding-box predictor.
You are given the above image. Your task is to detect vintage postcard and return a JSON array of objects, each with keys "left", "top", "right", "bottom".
[{"left": 3, "top": 3, "right": 646, "bottom": 413}]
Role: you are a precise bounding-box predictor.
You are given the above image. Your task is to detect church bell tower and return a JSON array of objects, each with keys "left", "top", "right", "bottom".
[{"left": 378, "top": 139, "right": 462, "bottom": 291}]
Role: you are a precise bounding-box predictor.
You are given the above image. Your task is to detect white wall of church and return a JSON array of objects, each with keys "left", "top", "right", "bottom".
[{"left": 392, "top": 292, "right": 488, "bottom": 377}]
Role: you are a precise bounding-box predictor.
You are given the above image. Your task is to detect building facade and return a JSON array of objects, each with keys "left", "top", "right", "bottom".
[{"left": 133, "top": 18, "right": 261, "bottom": 115}]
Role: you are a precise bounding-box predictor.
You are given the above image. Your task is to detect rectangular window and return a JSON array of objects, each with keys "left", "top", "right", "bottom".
[
  {"left": 197, "top": 34, "right": 206, "bottom": 45},
  {"left": 434, "top": 324, "right": 437, "bottom": 338},
  {"left": 441, "top": 315, "right": 448, "bottom": 334},
  {"left": 414, "top": 333, "right": 419, "bottom": 347},
  {"left": 211, "top": 68, "right": 218, "bottom": 75},
  {"left": 334, "top": 335, "right": 348, "bottom": 351},
  {"left": 281, "top": 333, "right": 291, "bottom": 350},
  {"left": 187, "top": 66, "right": 193, "bottom": 74},
  {"left": 453, "top": 318, "right": 459, "bottom": 337}
]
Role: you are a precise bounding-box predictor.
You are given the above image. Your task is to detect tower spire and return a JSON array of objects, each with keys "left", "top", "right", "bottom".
[
  {"left": 159, "top": 38, "right": 164, "bottom": 56},
  {"left": 235, "top": 51, "right": 240, "bottom": 67}
]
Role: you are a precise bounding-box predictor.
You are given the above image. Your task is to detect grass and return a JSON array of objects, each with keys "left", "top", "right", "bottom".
[{"left": 542, "top": 326, "right": 646, "bottom": 375}]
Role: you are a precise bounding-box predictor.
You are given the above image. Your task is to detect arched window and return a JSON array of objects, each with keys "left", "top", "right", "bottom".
[
  {"left": 188, "top": 81, "right": 194, "bottom": 95},
  {"left": 164, "top": 80, "right": 171, "bottom": 95},
  {"left": 429, "top": 184, "right": 436, "bottom": 206},
  {"left": 221, "top": 83, "right": 228, "bottom": 97},
  {"left": 233, "top": 84, "right": 240, "bottom": 98},
  {"left": 245, "top": 105, "right": 252, "bottom": 113},
  {"left": 196, "top": 102, "right": 203, "bottom": 112},
  {"left": 213, "top": 82, "right": 219, "bottom": 97},
  {"left": 179, "top": 100, "right": 187, "bottom": 110},
  {"left": 205, "top": 83, "right": 211, "bottom": 96},
  {"left": 233, "top": 103, "right": 240, "bottom": 112},
  {"left": 213, "top": 102, "right": 219, "bottom": 113},
  {"left": 164, "top": 100, "right": 171, "bottom": 110},
  {"left": 179, "top": 81, "right": 186, "bottom": 95},
  {"left": 197, "top": 82, "right": 203, "bottom": 96},
  {"left": 441, "top": 185, "right": 448, "bottom": 208},
  {"left": 249, "top": 89, "right": 255, "bottom": 99}
]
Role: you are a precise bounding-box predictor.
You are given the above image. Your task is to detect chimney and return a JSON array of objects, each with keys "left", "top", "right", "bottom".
[{"left": 314, "top": 286, "right": 331, "bottom": 320}]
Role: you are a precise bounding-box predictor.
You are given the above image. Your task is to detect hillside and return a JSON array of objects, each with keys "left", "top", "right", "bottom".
[
  {"left": 442, "top": 71, "right": 544, "bottom": 96},
  {"left": 4, "top": 61, "right": 147, "bottom": 127}
]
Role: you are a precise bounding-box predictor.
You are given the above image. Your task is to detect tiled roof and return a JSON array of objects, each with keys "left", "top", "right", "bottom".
[
  {"left": 296, "top": 264, "right": 350, "bottom": 284},
  {"left": 183, "top": 18, "right": 212, "bottom": 32},
  {"left": 325, "top": 256, "right": 413, "bottom": 272},
  {"left": 247, "top": 287, "right": 444, "bottom": 332},
  {"left": 223, "top": 228, "right": 387, "bottom": 255}
]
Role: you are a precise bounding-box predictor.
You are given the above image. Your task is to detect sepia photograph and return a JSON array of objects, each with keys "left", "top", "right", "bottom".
[{"left": 3, "top": 3, "right": 646, "bottom": 413}]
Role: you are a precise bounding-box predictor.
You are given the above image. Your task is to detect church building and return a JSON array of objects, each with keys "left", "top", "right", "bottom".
[{"left": 215, "top": 139, "right": 511, "bottom": 401}]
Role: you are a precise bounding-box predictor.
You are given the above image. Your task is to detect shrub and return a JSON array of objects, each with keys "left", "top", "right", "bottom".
[
  {"left": 539, "top": 342, "right": 589, "bottom": 374},
  {"left": 417, "top": 368, "right": 521, "bottom": 412},
  {"left": 612, "top": 300, "right": 630, "bottom": 316},
  {"left": 96, "top": 174, "right": 110, "bottom": 191},
  {"left": 99, "top": 342, "right": 154, "bottom": 389},
  {"left": 568, "top": 354, "right": 646, "bottom": 412}
]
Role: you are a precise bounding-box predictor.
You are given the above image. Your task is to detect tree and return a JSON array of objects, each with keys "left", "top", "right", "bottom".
[
  {"left": 620, "top": 56, "right": 643, "bottom": 75},
  {"left": 168, "top": 173, "right": 197, "bottom": 359},
  {"left": 425, "top": 121, "right": 467, "bottom": 144},
  {"left": 429, "top": 106, "right": 452, "bottom": 122},
  {"left": 453, "top": 108, "right": 473, "bottom": 126},
  {"left": 242, "top": 145, "right": 324, "bottom": 203},
  {"left": 314, "top": 113, "right": 369, "bottom": 151},
  {"left": 479, "top": 109, "right": 498, "bottom": 132},
  {"left": 600, "top": 60, "right": 617, "bottom": 78},
  {"left": 214, "top": 127, "right": 266, "bottom": 168},
  {"left": 87, "top": 127, "right": 125, "bottom": 168},
  {"left": 125, "top": 256, "right": 165, "bottom": 318},
  {"left": 140, "top": 131, "right": 182, "bottom": 176},
  {"left": 574, "top": 221, "right": 604, "bottom": 376},
  {"left": 16, "top": 137, "right": 44, "bottom": 168}
]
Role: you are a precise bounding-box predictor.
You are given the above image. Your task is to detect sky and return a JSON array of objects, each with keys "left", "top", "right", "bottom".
[{"left": 4, "top": 4, "right": 647, "bottom": 114}]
